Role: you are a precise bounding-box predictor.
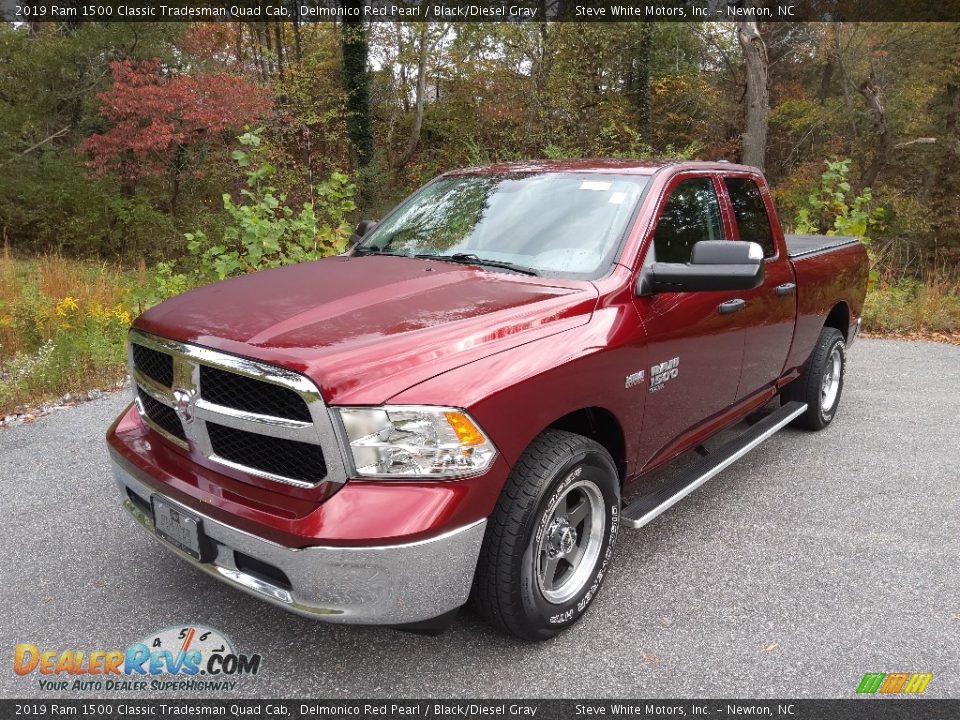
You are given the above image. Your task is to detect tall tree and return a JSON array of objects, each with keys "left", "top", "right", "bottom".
[
  {"left": 856, "top": 68, "right": 891, "bottom": 188},
  {"left": 81, "top": 59, "right": 271, "bottom": 212},
  {"left": 625, "top": 21, "right": 654, "bottom": 143},
  {"left": 736, "top": 19, "right": 769, "bottom": 169},
  {"left": 395, "top": 23, "right": 429, "bottom": 170},
  {"left": 274, "top": 20, "right": 285, "bottom": 81},
  {"left": 291, "top": 0, "right": 303, "bottom": 62},
  {"left": 340, "top": 12, "right": 374, "bottom": 169}
]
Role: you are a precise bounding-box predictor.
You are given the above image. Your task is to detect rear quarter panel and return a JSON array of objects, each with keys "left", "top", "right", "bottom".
[{"left": 784, "top": 241, "right": 869, "bottom": 371}]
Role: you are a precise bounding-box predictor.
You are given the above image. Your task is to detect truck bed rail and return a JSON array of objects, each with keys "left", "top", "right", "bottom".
[{"left": 785, "top": 234, "right": 859, "bottom": 259}]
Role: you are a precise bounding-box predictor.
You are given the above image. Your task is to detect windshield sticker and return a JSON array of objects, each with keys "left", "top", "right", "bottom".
[
  {"left": 579, "top": 181, "right": 612, "bottom": 191},
  {"left": 609, "top": 191, "right": 627, "bottom": 205}
]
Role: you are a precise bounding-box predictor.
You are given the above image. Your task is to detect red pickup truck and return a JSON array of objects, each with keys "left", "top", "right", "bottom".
[{"left": 108, "top": 160, "right": 868, "bottom": 640}]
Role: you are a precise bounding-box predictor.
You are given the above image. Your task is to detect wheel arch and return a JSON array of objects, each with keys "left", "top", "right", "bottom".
[
  {"left": 545, "top": 406, "right": 627, "bottom": 484},
  {"left": 824, "top": 300, "right": 850, "bottom": 341}
]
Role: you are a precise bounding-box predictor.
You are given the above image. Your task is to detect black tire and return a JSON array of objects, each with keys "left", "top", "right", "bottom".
[
  {"left": 471, "top": 430, "right": 620, "bottom": 640},
  {"left": 782, "top": 326, "right": 846, "bottom": 430}
]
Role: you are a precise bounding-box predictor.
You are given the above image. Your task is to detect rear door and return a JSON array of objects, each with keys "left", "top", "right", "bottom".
[
  {"left": 633, "top": 172, "right": 747, "bottom": 469},
  {"left": 720, "top": 174, "right": 795, "bottom": 400}
]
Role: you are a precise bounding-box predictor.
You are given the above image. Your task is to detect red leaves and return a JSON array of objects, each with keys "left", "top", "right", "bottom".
[
  {"left": 181, "top": 23, "right": 237, "bottom": 63},
  {"left": 81, "top": 59, "right": 271, "bottom": 180}
]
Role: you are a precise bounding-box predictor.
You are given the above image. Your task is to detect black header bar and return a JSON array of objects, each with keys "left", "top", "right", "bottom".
[{"left": 2, "top": 0, "right": 959, "bottom": 23}]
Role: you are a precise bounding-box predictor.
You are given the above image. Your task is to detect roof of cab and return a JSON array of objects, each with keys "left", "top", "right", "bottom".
[{"left": 443, "top": 159, "right": 760, "bottom": 177}]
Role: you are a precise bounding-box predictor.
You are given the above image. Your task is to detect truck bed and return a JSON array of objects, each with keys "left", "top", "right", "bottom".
[
  {"left": 785, "top": 234, "right": 859, "bottom": 259},
  {"left": 782, "top": 233, "right": 869, "bottom": 370}
]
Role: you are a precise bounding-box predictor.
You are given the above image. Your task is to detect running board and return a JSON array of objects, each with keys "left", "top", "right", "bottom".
[{"left": 621, "top": 401, "right": 808, "bottom": 529}]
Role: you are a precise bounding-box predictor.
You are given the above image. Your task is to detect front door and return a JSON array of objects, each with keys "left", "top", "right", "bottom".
[{"left": 632, "top": 174, "right": 747, "bottom": 471}]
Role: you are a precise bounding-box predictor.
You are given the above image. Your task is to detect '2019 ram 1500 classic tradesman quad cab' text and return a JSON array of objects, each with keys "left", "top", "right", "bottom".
[{"left": 108, "top": 160, "right": 868, "bottom": 639}]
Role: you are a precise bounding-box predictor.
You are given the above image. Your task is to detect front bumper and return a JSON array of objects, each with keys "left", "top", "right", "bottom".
[{"left": 113, "top": 459, "right": 487, "bottom": 625}]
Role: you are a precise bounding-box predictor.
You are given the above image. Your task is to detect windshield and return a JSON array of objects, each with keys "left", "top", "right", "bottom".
[{"left": 356, "top": 172, "right": 649, "bottom": 278}]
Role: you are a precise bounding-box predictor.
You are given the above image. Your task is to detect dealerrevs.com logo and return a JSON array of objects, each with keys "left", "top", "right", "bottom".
[
  {"left": 13, "top": 625, "right": 261, "bottom": 693},
  {"left": 856, "top": 672, "right": 933, "bottom": 695}
]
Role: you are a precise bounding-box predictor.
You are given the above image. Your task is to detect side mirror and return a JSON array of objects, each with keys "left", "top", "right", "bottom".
[
  {"left": 346, "top": 219, "right": 379, "bottom": 253},
  {"left": 637, "top": 240, "right": 764, "bottom": 295},
  {"left": 354, "top": 219, "right": 378, "bottom": 238}
]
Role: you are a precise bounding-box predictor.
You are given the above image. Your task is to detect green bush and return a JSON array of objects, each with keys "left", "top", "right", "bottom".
[
  {"left": 792, "top": 159, "right": 887, "bottom": 288},
  {"left": 793, "top": 159, "right": 885, "bottom": 243},
  {"left": 142, "top": 130, "right": 356, "bottom": 300},
  {"left": 0, "top": 151, "right": 178, "bottom": 262}
]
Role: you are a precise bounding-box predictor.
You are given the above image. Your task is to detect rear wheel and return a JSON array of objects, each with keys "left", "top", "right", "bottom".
[
  {"left": 782, "top": 326, "right": 846, "bottom": 430},
  {"left": 471, "top": 430, "right": 620, "bottom": 640}
]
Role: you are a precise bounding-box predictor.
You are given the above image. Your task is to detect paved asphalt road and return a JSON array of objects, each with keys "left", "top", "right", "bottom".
[{"left": 1, "top": 338, "right": 958, "bottom": 699}]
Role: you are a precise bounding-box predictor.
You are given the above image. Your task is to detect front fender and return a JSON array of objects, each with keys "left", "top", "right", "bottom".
[{"left": 387, "top": 303, "right": 647, "bottom": 479}]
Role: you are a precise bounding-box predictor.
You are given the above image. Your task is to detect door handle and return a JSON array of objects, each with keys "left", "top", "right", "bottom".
[
  {"left": 775, "top": 282, "right": 797, "bottom": 297},
  {"left": 718, "top": 299, "right": 746, "bottom": 315}
]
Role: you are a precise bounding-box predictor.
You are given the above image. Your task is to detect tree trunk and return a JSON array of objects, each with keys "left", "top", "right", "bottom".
[
  {"left": 263, "top": 18, "right": 274, "bottom": 77},
  {"left": 945, "top": 82, "right": 960, "bottom": 157},
  {"left": 249, "top": 23, "right": 266, "bottom": 81},
  {"left": 291, "top": 1, "right": 303, "bottom": 63},
  {"left": 934, "top": 81, "right": 960, "bottom": 242},
  {"left": 340, "top": 12, "right": 374, "bottom": 169},
  {"left": 736, "top": 19, "right": 769, "bottom": 169},
  {"left": 857, "top": 69, "right": 891, "bottom": 188},
  {"left": 525, "top": 22, "right": 550, "bottom": 152},
  {"left": 234, "top": 23, "right": 244, "bottom": 67},
  {"left": 816, "top": 26, "right": 835, "bottom": 102},
  {"left": 395, "top": 24, "right": 429, "bottom": 170},
  {"left": 169, "top": 144, "right": 187, "bottom": 215},
  {"left": 274, "top": 21, "right": 285, "bottom": 81},
  {"left": 626, "top": 20, "right": 654, "bottom": 143},
  {"left": 832, "top": 25, "right": 859, "bottom": 139}
]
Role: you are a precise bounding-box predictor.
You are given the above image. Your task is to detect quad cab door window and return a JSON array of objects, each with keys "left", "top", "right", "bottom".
[{"left": 634, "top": 176, "right": 746, "bottom": 469}]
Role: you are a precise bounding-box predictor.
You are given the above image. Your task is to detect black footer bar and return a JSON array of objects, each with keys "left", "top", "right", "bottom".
[{"left": 3, "top": 699, "right": 958, "bottom": 720}]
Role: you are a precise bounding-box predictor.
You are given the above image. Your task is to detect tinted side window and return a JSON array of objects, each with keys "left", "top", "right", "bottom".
[
  {"left": 724, "top": 177, "right": 775, "bottom": 257},
  {"left": 653, "top": 178, "right": 723, "bottom": 263}
]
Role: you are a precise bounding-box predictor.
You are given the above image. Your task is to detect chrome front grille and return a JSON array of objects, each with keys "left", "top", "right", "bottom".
[
  {"left": 137, "top": 388, "right": 187, "bottom": 442},
  {"left": 206, "top": 421, "right": 326, "bottom": 484},
  {"left": 199, "top": 365, "right": 312, "bottom": 422},
  {"left": 132, "top": 343, "right": 173, "bottom": 388},
  {"left": 128, "top": 329, "right": 346, "bottom": 488}
]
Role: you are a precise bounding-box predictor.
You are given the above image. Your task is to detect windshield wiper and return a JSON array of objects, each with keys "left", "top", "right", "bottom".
[
  {"left": 353, "top": 246, "right": 408, "bottom": 257},
  {"left": 417, "top": 253, "right": 540, "bottom": 277}
]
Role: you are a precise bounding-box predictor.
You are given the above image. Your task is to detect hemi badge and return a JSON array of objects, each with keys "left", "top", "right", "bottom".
[{"left": 625, "top": 370, "right": 645, "bottom": 389}]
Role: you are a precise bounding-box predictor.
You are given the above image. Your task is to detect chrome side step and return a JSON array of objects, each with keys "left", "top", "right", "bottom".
[{"left": 620, "top": 401, "right": 808, "bottom": 529}]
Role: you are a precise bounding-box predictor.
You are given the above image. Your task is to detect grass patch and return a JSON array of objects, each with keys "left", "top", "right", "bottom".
[
  {"left": 863, "top": 274, "right": 960, "bottom": 337},
  {"left": 0, "top": 245, "right": 144, "bottom": 416}
]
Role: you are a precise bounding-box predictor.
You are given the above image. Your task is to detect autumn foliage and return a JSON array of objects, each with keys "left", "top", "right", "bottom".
[{"left": 81, "top": 59, "right": 271, "bottom": 182}]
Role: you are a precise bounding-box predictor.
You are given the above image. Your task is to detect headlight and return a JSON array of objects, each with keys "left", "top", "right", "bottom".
[{"left": 335, "top": 405, "right": 497, "bottom": 478}]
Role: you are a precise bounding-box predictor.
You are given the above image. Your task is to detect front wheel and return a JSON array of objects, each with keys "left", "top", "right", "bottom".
[
  {"left": 471, "top": 430, "right": 620, "bottom": 640},
  {"left": 782, "top": 326, "right": 846, "bottom": 430}
]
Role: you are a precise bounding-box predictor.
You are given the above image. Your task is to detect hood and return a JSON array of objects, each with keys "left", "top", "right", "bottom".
[{"left": 135, "top": 255, "right": 598, "bottom": 404}]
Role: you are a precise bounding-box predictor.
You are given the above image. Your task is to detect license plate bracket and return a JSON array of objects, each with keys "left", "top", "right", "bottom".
[{"left": 151, "top": 497, "right": 213, "bottom": 562}]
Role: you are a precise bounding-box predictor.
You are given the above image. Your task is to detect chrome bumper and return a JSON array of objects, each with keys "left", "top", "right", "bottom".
[{"left": 112, "top": 460, "right": 486, "bottom": 625}]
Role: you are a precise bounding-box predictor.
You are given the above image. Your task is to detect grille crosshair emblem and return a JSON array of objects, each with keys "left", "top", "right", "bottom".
[{"left": 172, "top": 388, "right": 197, "bottom": 424}]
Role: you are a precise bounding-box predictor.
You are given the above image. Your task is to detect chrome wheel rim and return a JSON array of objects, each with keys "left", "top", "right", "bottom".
[
  {"left": 821, "top": 345, "right": 842, "bottom": 413},
  {"left": 536, "top": 477, "right": 606, "bottom": 605}
]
